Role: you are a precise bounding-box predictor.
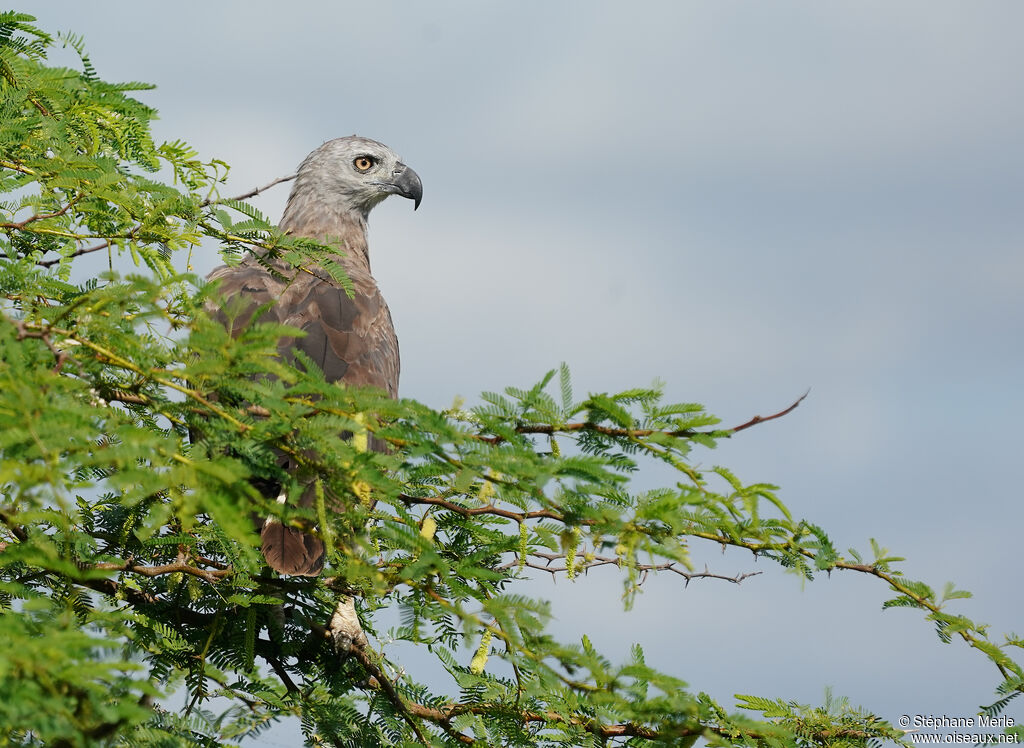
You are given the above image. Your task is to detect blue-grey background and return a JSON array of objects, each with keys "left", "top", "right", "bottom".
[{"left": 25, "top": 2, "right": 1023, "bottom": 743}]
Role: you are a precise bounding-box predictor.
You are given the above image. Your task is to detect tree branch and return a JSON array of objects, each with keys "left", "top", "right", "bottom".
[
  {"left": 396, "top": 493, "right": 569, "bottom": 524},
  {"left": 265, "top": 655, "right": 300, "bottom": 694},
  {"left": 398, "top": 697, "right": 684, "bottom": 742},
  {"left": 13, "top": 319, "right": 71, "bottom": 372},
  {"left": 16, "top": 319, "right": 253, "bottom": 433},
  {"left": 201, "top": 173, "right": 296, "bottom": 207},
  {"left": 89, "top": 559, "right": 232, "bottom": 583},
  {"left": 1, "top": 194, "right": 83, "bottom": 230},
  {"left": 474, "top": 391, "right": 809, "bottom": 445},
  {"left": 0, "top": 159, "right": 37, "bottom": 176},
  {"left": 12, "top": 543, "right": 903, "bottom": 747},
  {"left": 498, "top": 551, "right": 762, "bottom": 586},
  {"left": 37, "top": 238, "right": 112, "bottom": 268},
  {"left": 729, "top": 390, "right": 809, "bottom": 434},
  {"left": 396, "top": 694, "right": 884, "bottom": 744},
  {"left": 0, "top": 508, "right": 29, "bottom": 542},
  {"left": 687, "top": 529, "right": 1014, "bottom": 681},
  {"left": 349, "top": 647, "right": 433, "bottom": 747},
  {"left": 300, "top": 616, "right": 434, "bottom": 746}
]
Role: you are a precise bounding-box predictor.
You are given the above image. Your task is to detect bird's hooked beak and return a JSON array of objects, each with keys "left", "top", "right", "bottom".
[{"left": 378, "top": 163, "right": 423, "bottom": 210}]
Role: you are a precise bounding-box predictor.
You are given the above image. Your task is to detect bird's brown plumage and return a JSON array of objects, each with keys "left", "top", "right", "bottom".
[{"left": 206, "top": 136, "right": 421, "bottom": 576}]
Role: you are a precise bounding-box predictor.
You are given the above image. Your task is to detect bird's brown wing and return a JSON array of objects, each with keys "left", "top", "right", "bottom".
[
  {"left": 206, "top": 256, "right": 399, "bottom": 575},
  {"left": 207, "top": 257, "right": 399, "bottom": 395}
]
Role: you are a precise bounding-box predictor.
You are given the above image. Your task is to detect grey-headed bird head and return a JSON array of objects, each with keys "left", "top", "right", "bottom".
[{"left": 292, "top": 135, "right": 422, "bottom": 220}]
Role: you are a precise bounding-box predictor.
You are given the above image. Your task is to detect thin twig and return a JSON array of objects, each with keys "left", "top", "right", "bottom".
[
  {"left": 400, "top": 698, "right": 674, "bottom": 742},
  {"left": 729, "top": 390, "right": 809, "bottom": 433},
  {"left": 497, "top": 552, "right": 762, "bottom": 586},
  {"left": 686, "top": 528, "right": 1013, "bottom": 681},
  {"left": 475, "top": 391, "right": 809, "bottom": 445},
  {"left": 396, "top": 494, "right": 571, "bottom": 524},
  {"left": 201, "top": 173, "right": 296, "bottom": 207},
  {"left": 89, "top": 559, "right": 232, "bottom": 583},
  {"left": 0, "top": 159, "right": 37, "bottom": 176},
  {"left": 37, "top": 238, "right": 112, "bottom": 268},
  {"left": 1, "top": 194, "right": 83, "bottom": 230}
]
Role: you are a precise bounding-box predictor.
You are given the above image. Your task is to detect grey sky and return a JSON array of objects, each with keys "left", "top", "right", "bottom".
[{"left": 26, "top": 1, "right": 1024, "bottom": 742}]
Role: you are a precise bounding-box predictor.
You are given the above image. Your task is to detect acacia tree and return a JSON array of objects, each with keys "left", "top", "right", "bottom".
[{"left": 1, "top": 13, "right": 1020, "bottom": 747}]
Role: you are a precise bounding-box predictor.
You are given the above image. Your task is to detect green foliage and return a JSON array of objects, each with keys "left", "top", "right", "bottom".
[
  {"left": 0, "top": 603, "right": 156, "bottom": 744},
  {"left": 0, "top": 13, "right": 1021, "bottom": 747},
  {"left": 735, "top": 690, "right": 895, "bottom": 748}
]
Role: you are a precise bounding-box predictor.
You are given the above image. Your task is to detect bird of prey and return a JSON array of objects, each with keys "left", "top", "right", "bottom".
[{"left": 207, "top": 136, "right": 422, "bottom": 577}]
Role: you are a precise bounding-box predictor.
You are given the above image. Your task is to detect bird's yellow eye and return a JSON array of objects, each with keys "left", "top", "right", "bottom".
[{"left": 354, "top": 156, "right": 375, "bottom": 172}]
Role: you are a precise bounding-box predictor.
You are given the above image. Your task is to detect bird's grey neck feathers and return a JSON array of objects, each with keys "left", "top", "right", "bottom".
[{"left": 279, "top": 167, "right": 373, "bottom": 272}]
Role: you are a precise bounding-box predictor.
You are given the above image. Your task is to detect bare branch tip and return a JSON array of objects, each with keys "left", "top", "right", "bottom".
[{"left": 728, "top": 389, "right": 811, "bottom": 434}]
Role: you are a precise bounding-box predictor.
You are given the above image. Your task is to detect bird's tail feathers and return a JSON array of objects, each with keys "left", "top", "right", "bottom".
[{"left": 261, "top": 519, "right": 325, "bottom": 576}]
